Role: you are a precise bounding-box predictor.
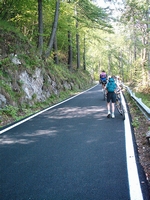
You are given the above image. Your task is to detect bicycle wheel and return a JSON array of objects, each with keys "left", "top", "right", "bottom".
[
  {"left": 103, "top": 90, "right": 107, "bottom": 101},
  {"left": 116, "top": 100, "right": 125, "bottom": 120},
  {"left": 122, "top": 108, "right": 125, "bottom": 120},
  {"left": 103, "top": 90, "right": 105, "bottom": 100}
]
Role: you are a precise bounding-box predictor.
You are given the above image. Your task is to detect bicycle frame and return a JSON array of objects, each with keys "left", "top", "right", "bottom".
[{"left": 115, "top": 91, "right": 125, "bottom": 120}]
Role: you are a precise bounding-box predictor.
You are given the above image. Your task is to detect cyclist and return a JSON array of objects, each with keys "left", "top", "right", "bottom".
[
  {"left": 99, "top": 70, "right": 107, "bottom": 89},
  {"left": 106, "top": 76, "right": 117, "bottom": 118}
]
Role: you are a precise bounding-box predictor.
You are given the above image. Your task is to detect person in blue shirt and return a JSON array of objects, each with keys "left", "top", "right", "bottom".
[{"left": 106, "top": 76, "right": 117, "bottom": 118}]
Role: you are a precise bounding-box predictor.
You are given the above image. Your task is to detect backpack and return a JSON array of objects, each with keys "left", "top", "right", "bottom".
[{"left": 106, "top": 78, "right": 116, "bottom": 92}]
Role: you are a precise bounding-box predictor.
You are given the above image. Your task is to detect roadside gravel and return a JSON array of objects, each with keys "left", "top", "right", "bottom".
[{"left": 125, "top": 92, "right": 150, "bottom": 191}]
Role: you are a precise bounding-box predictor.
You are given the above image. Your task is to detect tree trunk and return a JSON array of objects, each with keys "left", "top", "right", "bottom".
[
  {"left": 146, "top": 0, "right": 150, "bottom": 85},
  {"left": 75, "top": 6, "right": 80, "bottom": 69},
  {"left": 133, "top": 23, "right": 137, "bottom": 61},
  {"left": 108, "top": 52, "right": 111, "bottom": 75},
  {"left": 120, "top": 51, "right": 124, "bottom": 82},
  {"left": 83, "top": 36, "right": 86, "bottom": 70},
  {"left": 45, "top": 0, "right": 60, "bottom": 59},
  {"left": 53, "top": 35, "right": 59, "bottom": 64},
  {"left": 76, "top": 33, "right": 80, "bottom": 69},
  {"left": 68, "top": 31, "right": 72, "bottom": 69},
  {"left": 37, "top": 0, "right": 43, "bottom": 56}
]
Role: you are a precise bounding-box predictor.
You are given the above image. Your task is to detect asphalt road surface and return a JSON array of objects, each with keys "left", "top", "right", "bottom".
[{"left": 0, "top": 84, "right": 149, "bottom": 200}]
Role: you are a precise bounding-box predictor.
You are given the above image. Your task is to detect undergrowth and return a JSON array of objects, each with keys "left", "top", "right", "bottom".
[
  {"left": 0, "top": 81, "right": 94, "bottom": 128},
  {"left": 135, "top": 92, "right": 150, "bottom": 108},
  {"left": 127, "top": 82, "right": 150, "bottom": 108}
]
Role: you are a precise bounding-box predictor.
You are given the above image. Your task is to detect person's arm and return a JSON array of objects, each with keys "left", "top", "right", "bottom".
[
  {"left": 105, "top": 83, "right": 108, "bottom": 90},
  {"left": 115, "top": 83, "right": 121, "bottom": 93}
]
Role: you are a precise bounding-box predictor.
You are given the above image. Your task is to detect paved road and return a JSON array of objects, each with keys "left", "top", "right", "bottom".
[{"left": 0, "top": 85, "right": 149, "bottom": 200}]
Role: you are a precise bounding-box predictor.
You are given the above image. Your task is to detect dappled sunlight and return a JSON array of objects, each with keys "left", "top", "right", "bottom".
[
  {"left": 23, "top": 129, "right": 57, "bottom": 137},
  {"left": 47, "top": 106, "right": 106, "bottom": 119},
  {"left": 0, "top": 129, "right": 58, "bottom": 146},
  {"left": 0, "top": 135, "right": 35, "bottom": 145},
  {"left": 0, "top": 99, "right": 108, "bottom": 146},
  {"left": 86, "top": 138, "right": 99, "bottom": 143}
]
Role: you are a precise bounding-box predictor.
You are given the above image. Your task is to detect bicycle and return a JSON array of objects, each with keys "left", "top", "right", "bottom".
[
  {"left": 103, "top": 88, "right": 107, "bottom": 100},
  {"left": 115, "top": 90, "right": 125, "bottom": 120}
]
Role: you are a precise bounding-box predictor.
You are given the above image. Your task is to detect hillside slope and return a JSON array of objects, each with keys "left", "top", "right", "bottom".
[{"left": 0, "top": 25, "right": 93, "bottom": 128}]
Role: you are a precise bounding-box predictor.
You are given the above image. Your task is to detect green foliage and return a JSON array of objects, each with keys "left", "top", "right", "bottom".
[
  {"left": 132, "top": 117, "right": 140, "bottom": 128},
  {"left": 19, "top": 54, "right": 40, "bottom": 69},
  {"left": 125, "top": 90, "right": 150, "bottom": 135},
  {"left": 20, "top": 105, "right": 33, "bottom": 115},
  {"left": 2, "top": 105, "right": 18, "bottom": 120},
  {"left": 32, "top": 94, "right": 37, "bottom": 100},
  {"left": 135, "top": 92, "right": 150, "bottom": 108},
  {"left": 0, "top": 20, "right": 27, "bottom": 43},
  {"left": 1, "top": 57, "right": 10, "bottom": 65},
  {"left": 0, "top": 0, "right": 113, "bottom": 64},
  {"left": 0, "top": 48, "right": 93, "bottom": 127}
]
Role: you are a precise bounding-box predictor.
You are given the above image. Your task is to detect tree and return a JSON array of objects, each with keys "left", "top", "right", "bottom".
[
  {"left": 75, "top": 5, "right": 80, "bottom": 69},
  {"left": 45, "top": 0, "right": 60, "bottom": 59},
  {"left": 68, "top": 30, "right": 73, "bottom": 69},
  {"left": 83, "top": 35, "right": 86, "bottom": 70},
  {"left": 146, "top": 0, "right": 150, "bottom": 84},
  {"left": 53, "top": 35, "right": 59, "bottom": 64},
  {"left": 37, "top": 0, "right": 43, "bottom": 56},
  {"left": 0, "top": 0, "right": 113, "bottom": 75},
  {"left": 120, "top": 0, "right": 149, "bottom": 84}
]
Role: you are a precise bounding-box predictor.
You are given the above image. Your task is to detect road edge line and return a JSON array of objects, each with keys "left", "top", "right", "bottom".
[
  {"left": 122, "top": 93, "right": 143, "bottom": 200},
  {"left": 0, "top": 84, "right": 98, "bottom": 134}
]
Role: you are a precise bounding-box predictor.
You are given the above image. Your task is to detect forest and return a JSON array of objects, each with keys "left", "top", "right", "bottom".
[
  {"left": 0, "top": 0, "right": 150, "bottom": 113},
  {"left": 0, "top": 0, "right": 149, "bottom": 85}
]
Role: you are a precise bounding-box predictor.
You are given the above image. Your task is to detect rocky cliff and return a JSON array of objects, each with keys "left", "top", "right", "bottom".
[{"left": 0, "top": 28, "right": 93, "bottom": 127}]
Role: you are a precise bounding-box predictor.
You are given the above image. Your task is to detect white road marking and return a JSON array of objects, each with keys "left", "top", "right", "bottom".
[
  {"left": 121, "top": 93, "right": 143, "bottom": 200},
  {"left": 0, "top": 86, "right": 144, "bottom": 199},
  {"left": 0, "top": 85, "right": 97, "bottom": 134}
]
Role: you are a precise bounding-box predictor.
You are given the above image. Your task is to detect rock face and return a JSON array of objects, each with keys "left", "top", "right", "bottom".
[
  {"left": 0, "top": 94, "right": 6, "bottom": 107},
  {"left": 19, "top": 69, "right": 46, "bottom": 101},
  {"left": 0, "top": 67, "right": 82, "bottom": 108},
  {"left": 0, "top": 31, "right": 92, "bottom": 110}
]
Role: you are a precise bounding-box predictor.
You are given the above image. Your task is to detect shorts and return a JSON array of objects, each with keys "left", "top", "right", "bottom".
[
  {"left": 107, "top": 92, "right": 116, "bottom": 103},
  {"left": 101, "top": 80, "right": 107, "bottom": 84},
  {"left": 100, "top": 79, "right": 107, "bottom": 85}
]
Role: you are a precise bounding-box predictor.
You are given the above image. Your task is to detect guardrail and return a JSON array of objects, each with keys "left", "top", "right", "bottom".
[{"left": 123, "top": 84, "right": 150, "bottom": 121}]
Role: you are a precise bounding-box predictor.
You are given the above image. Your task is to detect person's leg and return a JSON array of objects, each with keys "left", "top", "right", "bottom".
[
  {"left": 111, "top": 103, "right": 115, "bottom": 118},
  {"left": 107, "top": 102, "right": 111, "bottom": 118},
  {"left": 107, "top": 102, "right": 110, "bottom": 113},
  {"left": 112, "top": 102, "right": 115, "bottom": 113},
  {"left": 107, "top": 93, "right": 111, "bottom": 118},
  {"left": 112, "top": 93, "right": 116, "bottom": 118},
  {"left": 102, "top": 83, "right": 104, "bottom": 89}
]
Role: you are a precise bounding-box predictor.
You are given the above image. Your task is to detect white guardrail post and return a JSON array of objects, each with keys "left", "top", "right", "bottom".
[{"left": 122, "top": 84, "right": 150, "bottom": 121}]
